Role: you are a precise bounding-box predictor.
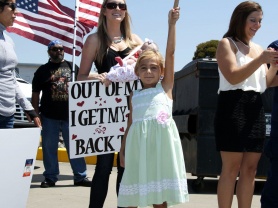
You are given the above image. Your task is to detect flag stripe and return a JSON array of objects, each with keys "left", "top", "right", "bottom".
[
  {"left": 14, "top": 12, "right": 86, "bottom": 42},
  {"left": 79, "top": 0, "right": 103, "bottom": 7},
  {"left": 78, "top": 0, "right": 102, "bottom": 27},
  {"left": 12, "top": 18, "right": 83, "bottom": 51},
  {"left": 9, "top": 26, "right": 78, "bottom": 54}
]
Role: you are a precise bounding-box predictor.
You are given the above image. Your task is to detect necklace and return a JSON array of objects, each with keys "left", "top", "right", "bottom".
[
  {"left": 237, "top": 39, "right": 251, "bottom": 48},
  {"left": 112, "top": 36, "right": 123, "bottom": 44}
]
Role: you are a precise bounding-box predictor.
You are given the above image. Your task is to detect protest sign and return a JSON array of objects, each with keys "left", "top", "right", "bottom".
[
  {"left": 0, "top": 128, "right": 40, "bottom": 208},
  {"left": 69, "top": 80, "right": 141, "bottom": 158}
]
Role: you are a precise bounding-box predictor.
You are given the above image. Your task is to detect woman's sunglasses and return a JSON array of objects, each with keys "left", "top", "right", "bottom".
[
  {"left": 2, "top": 2, "right": 17, "bottom": 11},
  {"left": 104, "top": 2, "right": 127, "bottom": 11}
]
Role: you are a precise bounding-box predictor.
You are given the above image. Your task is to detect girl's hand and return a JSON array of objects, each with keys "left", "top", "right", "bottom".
[
  {"left": 169, "top": 7, "right": 180, "bottom": 25},
  {"left": 103, "top": 78, "right": 112, "bottom": 87},
  {"left": 96, "top": 72, "right": 107, "bottom": 83}
]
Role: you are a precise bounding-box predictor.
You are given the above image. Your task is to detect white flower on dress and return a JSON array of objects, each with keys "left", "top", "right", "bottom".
[{"left": 156, "top": 110, "right": 170, "bottom": 127}]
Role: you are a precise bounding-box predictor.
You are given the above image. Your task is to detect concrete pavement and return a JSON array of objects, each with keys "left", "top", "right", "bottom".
[{"left": 27, "top": 160, "right": 265, "bottom": 208}]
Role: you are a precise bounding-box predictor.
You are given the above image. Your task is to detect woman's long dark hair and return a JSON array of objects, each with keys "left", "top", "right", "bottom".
[
  {"left": 223, "top": 1, "right": 262, "bottom": 44},
  {"left": 0, "top": 0, "right": 10, "bottom": 12}
]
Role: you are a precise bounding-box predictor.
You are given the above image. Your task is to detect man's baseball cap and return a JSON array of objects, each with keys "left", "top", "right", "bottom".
[
  {"left": 268, "top": 40, "right": 278, "bottom": 51},
  {"left": 48, "top": 40, "right": 62, "bottom": 49},
  {"left": 267, "top": 40, "right": 278, "bottom": 68}
]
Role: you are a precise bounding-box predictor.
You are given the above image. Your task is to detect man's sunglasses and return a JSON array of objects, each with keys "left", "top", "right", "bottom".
[
  {"left": 1, "top": 2, "right": 17, "bottom": 11},
  {"left": 103, "top": 2, "right": 127, "bottom": 11},
  {"left": 50, "top": 47, "right": 64, "bottom": 52}
]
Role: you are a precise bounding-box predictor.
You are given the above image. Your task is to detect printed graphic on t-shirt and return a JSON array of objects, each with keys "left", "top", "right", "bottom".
[{"left": 50, "top": 67, "right": 71, "bottom": 101}]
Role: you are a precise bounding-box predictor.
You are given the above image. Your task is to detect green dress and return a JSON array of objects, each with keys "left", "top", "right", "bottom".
[{"left": 118, "top": 82, "right": 189, "bottom": 207}]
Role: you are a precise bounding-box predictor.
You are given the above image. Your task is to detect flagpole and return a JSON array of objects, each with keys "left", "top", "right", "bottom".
[
  {"left": 173, "top": 0, "right": 179, "bottom": 8},
  {"left": 71, "top": 0, "right": 79, "bottom": 82}
]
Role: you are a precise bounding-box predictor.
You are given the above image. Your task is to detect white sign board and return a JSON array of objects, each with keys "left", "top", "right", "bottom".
[
  {"left": 0, "top": 128, "right": 40, "bottom": 208},
  {"left": 69, "top": 80, "right": 141, "bottom": 159}
]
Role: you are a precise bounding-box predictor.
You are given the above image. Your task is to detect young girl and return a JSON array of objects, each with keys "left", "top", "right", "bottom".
[{"left": 118, "top": 7, "right": 189, "bottom": 208}]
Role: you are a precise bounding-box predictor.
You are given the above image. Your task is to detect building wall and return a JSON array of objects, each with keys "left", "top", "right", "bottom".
[{"left": 16, "top": 63, "right": 41, "bottom": 83}]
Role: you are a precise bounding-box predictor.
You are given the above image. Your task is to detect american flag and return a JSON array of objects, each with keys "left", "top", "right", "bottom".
[{"left": 7, "top": 0, "right": 103, "bottom": 56}]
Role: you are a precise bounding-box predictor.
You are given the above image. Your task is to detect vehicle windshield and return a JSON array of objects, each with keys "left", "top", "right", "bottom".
[{"left": 15, "top": 68, "right": 30, "bottom": 84}]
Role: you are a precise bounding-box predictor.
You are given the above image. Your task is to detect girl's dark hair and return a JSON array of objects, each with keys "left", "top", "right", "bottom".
[
  {"left": 0, "top": 0, "right": 9, "bottom": 12},
  {"left": 223, "top": 1, "right": 262, "bottom": 44}
]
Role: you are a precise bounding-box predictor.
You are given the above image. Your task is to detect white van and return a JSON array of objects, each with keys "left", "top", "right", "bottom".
[{"left": 14, "top": 70, "right": 35, "bottom": 127}]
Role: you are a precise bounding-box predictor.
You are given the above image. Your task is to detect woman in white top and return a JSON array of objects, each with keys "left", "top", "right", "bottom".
[{"left": 214, "top": 1, "right": 278, "bottom": 208}]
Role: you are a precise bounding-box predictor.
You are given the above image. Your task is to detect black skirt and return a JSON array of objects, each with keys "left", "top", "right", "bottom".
[{"left": 214, "top": 89, "right": 265, "bottom": 152}]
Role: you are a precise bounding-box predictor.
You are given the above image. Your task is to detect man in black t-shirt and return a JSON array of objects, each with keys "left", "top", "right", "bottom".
[{"left": 32, "top": 40, "right": 91, "bottom": 188}]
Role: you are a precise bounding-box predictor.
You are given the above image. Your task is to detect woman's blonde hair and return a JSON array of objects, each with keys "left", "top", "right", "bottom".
[
  {"left": 134, "top": 50, "right": 165, "bottom": 75},
  {"left": 96, "top": 0, "right": 140, "bottom": 65}
]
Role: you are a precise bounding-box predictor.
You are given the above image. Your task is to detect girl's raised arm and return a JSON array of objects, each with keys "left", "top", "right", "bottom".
[{"left": 163, "top": 7, "right": 180, "bottom": 98}]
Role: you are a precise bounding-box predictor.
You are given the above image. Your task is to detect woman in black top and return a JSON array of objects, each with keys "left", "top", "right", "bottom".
[{"left": 77, "top": 0, "right": 142, "bottom": 207}]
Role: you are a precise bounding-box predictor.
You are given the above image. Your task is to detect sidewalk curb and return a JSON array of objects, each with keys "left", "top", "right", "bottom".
[{"left": 36, "top": 147, "right": 117, "bottom": 166}]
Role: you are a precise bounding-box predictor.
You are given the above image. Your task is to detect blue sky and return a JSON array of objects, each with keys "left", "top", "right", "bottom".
[{"left": 8, "top": 0, "right": 278, "bottom": 72}]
